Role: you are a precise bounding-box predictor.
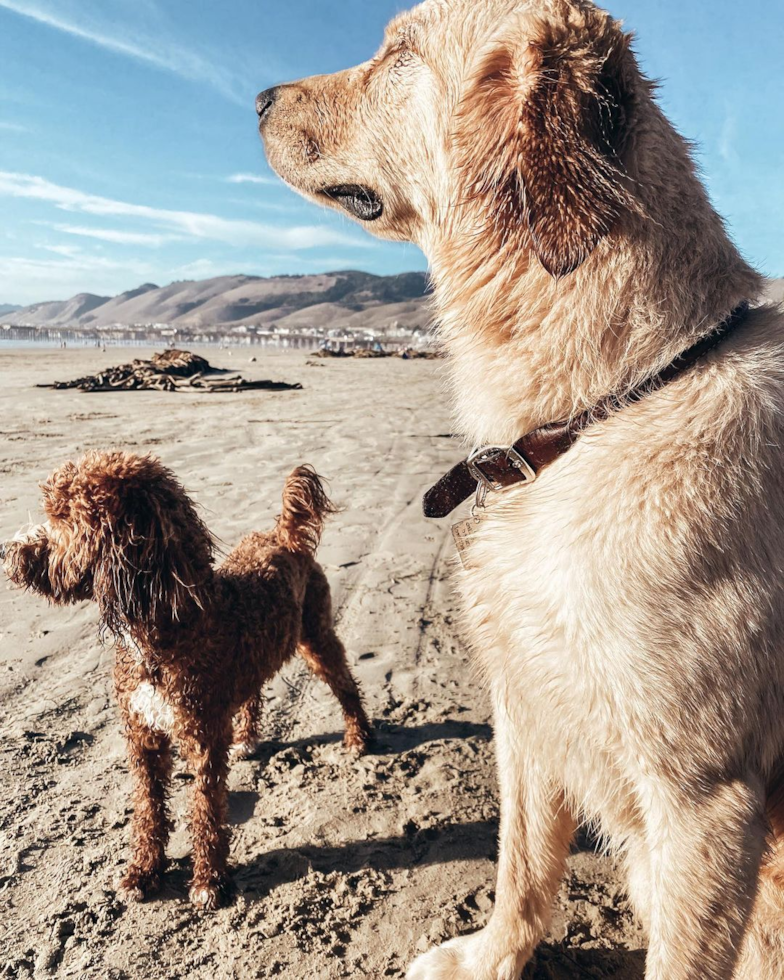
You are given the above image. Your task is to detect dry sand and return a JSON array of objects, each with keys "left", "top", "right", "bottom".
[{"left": 0, "top": 347, "right": 645, "bottom": 979}]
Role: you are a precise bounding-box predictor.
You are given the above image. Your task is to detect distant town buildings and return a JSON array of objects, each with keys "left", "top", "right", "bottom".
[{"left": 0, "top": 320, "right": 430, "bottom": 351}]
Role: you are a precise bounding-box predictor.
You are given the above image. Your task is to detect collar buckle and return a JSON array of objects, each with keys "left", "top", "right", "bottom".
[{"left": 467, "top": 445, "right": 537, "bottom": 494}]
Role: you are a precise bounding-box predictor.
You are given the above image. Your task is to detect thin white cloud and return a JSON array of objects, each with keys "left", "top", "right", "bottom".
[
  {"left": 0, "top": 171, "right": 362, "bottom": 250},
  {"left": 0, "top": 0, "right": 251, "bottom": 105},
  {"left": 228, "top": 197, "right": 304, "bottom": 215},
  {"left": 0, "top": 253, "right": 155, "bottom": 304},
  {"left": 169, "top": 258, "right": 240, "bottom": 280},
  {"left": 0, "top": 120, "right": 30, "bottom": 132},
  {"left": 227, "top": 173, "right": 276, "bottom": 186},
  {"left": 53, "top": 223, "right": 183, "bottom": 247},
  {"left": 42, "top": 243, "right": 83, "bottom": 258}
]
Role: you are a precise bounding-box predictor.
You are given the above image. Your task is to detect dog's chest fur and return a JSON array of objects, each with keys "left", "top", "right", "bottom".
[
  {"left": 455, "top": 355, "right": 784, "bottom": 835},
  {"left": 128, "top": 681, "right": 176, "bottom": 734},
  {"left": 120, "top": 631, "right": 178, "bottom": 734}
]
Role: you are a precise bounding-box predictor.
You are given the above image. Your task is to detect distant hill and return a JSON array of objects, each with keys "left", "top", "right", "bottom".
[
  {"left": 7, "top": 273, "right": 780, "bottom": 333},
  {"left": 9, "top": 271, "right": 433, "bottom": 333},
  {"left": 0, "top": 303, "right": 22, "bottom": 317},
  {"left": 13, "top": 292, "right": 110, "bottom": 325}
]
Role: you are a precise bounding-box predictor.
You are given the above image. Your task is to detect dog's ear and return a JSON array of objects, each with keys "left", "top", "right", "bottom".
[
  {"left": 77, "top": 453, "right": 214, "bottom": 635},
  {"left": 455, "top": 2, "right": 641, "bottom": 277},
  {"left": 3, "top": 532, "right": 55, "bottom": 597}
]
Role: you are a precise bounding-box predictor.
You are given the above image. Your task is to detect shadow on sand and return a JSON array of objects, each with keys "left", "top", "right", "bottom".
[
  {"left": 236, "top": 817, "right": 499, "bottom": 901},
  {"left": 242, "top": 716, "right": 494, "bottom": 768},
  {"left": 523, "top": 944, "right": 646, "bottom": 979},
  {"left": 156, "top": 718, "right": 646, "bottom": 977}
]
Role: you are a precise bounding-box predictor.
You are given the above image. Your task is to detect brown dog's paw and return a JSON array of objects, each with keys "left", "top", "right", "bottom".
[
  {"left": 118, "top": 866, "right": 163, "bottom": 902},
  {"left": 343, "top": 725, "right": 372, "bottom": 757},
  {"left": 189, "top": 876, "right": 232, "bottom": 911},
  {"left": 229, "top": 739, "right": 260, "bottom": 761}
]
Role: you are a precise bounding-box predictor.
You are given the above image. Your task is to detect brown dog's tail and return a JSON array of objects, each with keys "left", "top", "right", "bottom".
[{"left": 276, "top": 465, "right": 336, "bottom": 555}]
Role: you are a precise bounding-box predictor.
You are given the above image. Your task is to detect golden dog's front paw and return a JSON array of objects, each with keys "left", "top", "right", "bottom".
[{"left": 407, "top": 932, "right": 526, "bottom": 980}]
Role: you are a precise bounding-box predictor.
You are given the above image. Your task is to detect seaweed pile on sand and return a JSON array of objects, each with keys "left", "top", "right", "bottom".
[{"left": 38, "top": 349, "right": 302, "bottom": 393}]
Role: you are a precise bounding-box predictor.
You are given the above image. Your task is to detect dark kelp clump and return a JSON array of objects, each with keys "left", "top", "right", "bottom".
[{"left": 38, "top": 349, "right": 302, "bottom": 393}]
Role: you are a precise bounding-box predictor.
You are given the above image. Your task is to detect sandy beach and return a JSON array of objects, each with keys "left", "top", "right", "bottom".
[{"left": 0, "top": 347, "right": 645, "bottom": 979}]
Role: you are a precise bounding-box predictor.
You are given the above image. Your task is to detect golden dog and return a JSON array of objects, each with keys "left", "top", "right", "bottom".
[{"left": 258, "top": 1, "right": 784, "bottom": 977}]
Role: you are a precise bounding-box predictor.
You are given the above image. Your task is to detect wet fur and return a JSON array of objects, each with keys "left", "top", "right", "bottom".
[
  {"left": 259, "top": 0, "right": 784, "bottom": 976},
  {"left": 3, "top": 452, "right": 371, "bottom": 909}
]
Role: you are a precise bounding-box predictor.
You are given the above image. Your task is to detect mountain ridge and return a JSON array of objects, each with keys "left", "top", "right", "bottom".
[
  {"left": 6, "top": 270, "right": 433, "bottom": 333},
  {"left": 5, "top": 273, "right": 781, "bottom": 333}
]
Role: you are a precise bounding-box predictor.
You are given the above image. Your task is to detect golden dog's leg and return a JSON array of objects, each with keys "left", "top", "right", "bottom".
[
  {"left": 643, "top": 778, "right": 766, "bottom": 980},
  {"left": 407, "top": 699, "right": 575, "bottom": 980},
  {"left": 734, "top": 859, "right": 784, "bottom": 980},
  {"left": 119, "top": 728, "right": 173, "bottom": 901},
  {"left": 621, "top": 835, "right": 653, "bottom": 933}
]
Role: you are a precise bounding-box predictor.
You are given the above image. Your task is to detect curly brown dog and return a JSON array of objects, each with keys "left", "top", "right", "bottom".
[{"left": 2, "top": 451, "right": 371, "bottom": 909}]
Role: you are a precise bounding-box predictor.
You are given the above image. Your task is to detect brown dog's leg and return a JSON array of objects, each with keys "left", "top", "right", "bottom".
[
  {"left": 299, "top": 567, "right": 371, "bottom": 754},
  {"left": 408, "top": 699, "right": 575, "bottom": 980},
  {"left": 120, "top": 728, "right": 173, "bottom": 901},
  {"left": 181, "top": 725, "right": 231, "bottom": 910},
  {"left": 231, "top": 693, "right": 262, "bottom": 759}
]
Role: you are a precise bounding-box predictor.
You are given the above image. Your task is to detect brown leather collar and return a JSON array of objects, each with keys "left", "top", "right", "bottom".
[{"left": 423, "top": 301, "right": 751, "bottom": 519}]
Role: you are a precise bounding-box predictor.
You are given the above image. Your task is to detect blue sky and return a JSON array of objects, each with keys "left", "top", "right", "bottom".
[{"left": 0, "top": 0, "right": 781, "bottom": 305}]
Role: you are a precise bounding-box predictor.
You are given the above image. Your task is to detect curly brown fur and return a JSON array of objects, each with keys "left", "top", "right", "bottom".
[
  {"left": 276, "top": 463, "right": 338, "bottom": 554},
  {"left": 3, "top": 452, "right": 371, "bottom": 909}
]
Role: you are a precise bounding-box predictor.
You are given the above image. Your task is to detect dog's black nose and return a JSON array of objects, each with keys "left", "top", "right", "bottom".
[{"left": 256, "top": 87, "right": 279, "bottom": 122}]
